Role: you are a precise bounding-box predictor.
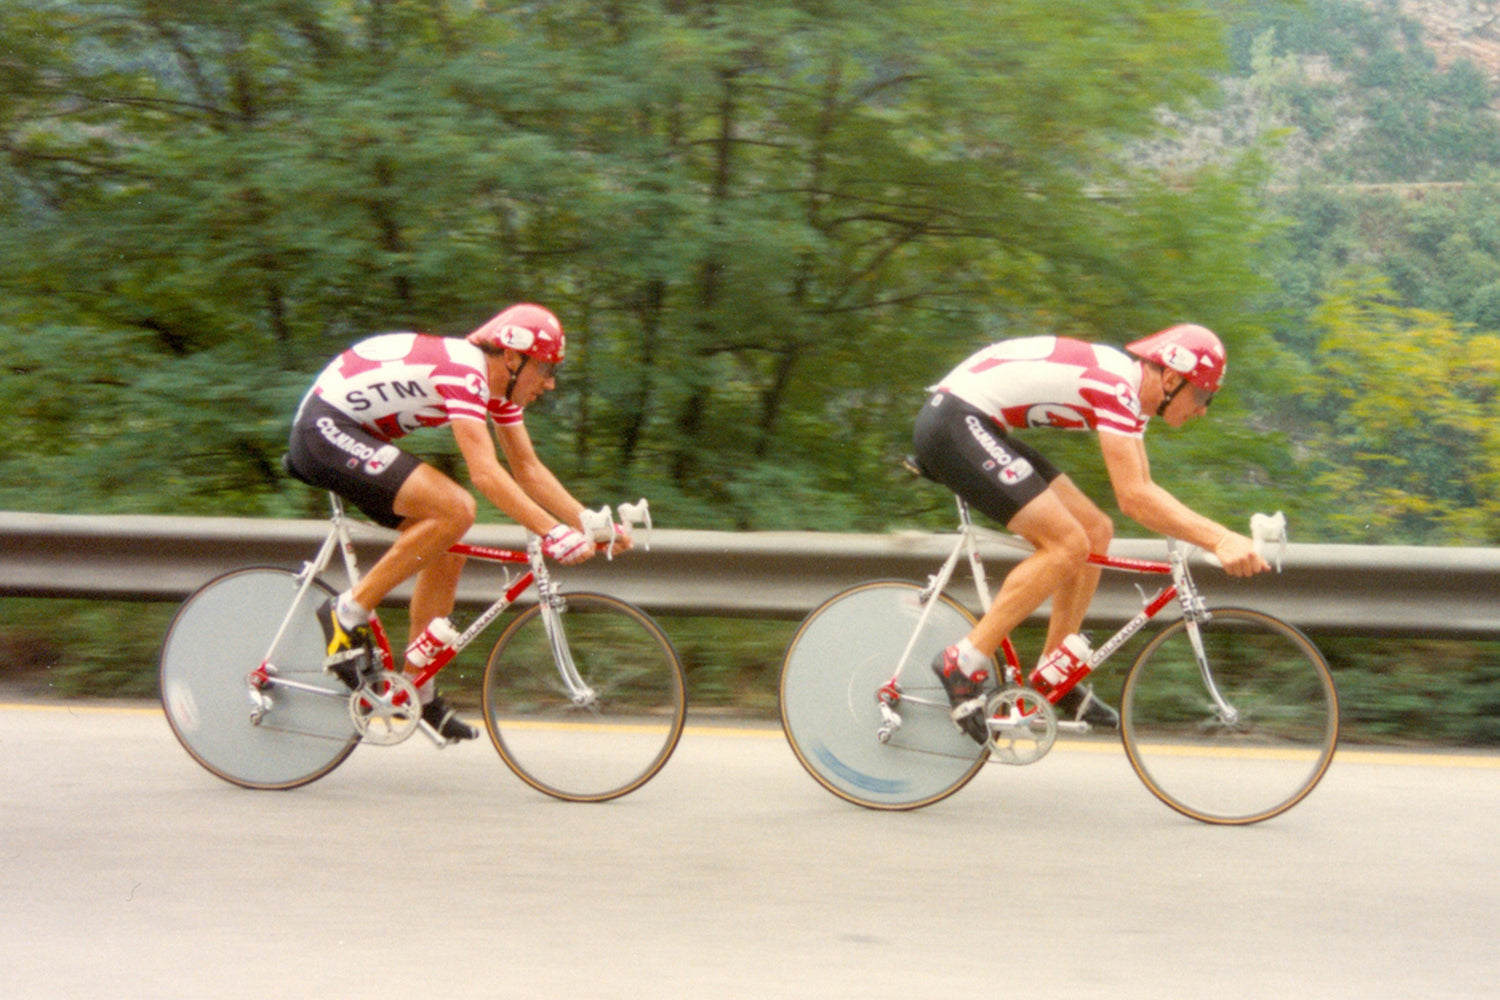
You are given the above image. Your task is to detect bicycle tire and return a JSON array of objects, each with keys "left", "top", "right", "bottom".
[
  {"left": 779, "top": 581, "right": 989, "bottom": 810},
  {"left": 481, "top": 592, "right": 686, "bottom": 802},
  {"left": 159, "top": 567, "right": 359, "bottom": 790},
  {"left": 1120, "top": 607, "right": 1339, "bottom": 825}
]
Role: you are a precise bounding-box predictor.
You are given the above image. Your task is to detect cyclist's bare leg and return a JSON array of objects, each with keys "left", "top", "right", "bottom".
[
  {"left": 349, "top": 464, "right": 476, "bottom": 616},
  {"left": 1038, "top": 476, "right": 1112, "bottom": 655},
  {"left": 964, "top": 490, "right": 1091, "bottom": 658},
  {"left": 405, "top": 549, "right": 466, "bottom": 672}
]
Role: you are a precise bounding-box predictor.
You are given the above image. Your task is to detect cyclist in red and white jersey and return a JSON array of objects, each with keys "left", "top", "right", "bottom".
[
  {"left": 286, "top": 303, "right": 625, "bottom": 741},
  {"left": 910, "top": 325, "right": 1269, "bottom": 740},
  {"left": 301, "top": 331, "right": 529, "bottom": 439},
  {"left": 935, "top": 335, "right": 1151, "bottom": 437}
]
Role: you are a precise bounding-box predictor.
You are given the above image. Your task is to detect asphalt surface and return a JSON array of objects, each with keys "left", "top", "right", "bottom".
[{"left": 2, "top": 700, "right": 1497, "bottom": 999}]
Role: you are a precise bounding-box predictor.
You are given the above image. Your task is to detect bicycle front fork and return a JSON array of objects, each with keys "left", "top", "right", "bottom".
[
  {"left": 537, "top": 599, "right": 598, "bottom": 710},
  {"left": 1180, "top": 619, "right": 1242, "bottom": 726}
]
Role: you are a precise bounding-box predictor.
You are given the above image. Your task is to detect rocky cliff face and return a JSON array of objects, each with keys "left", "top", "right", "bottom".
[
  {"left": 1392, "top": 0, "right": 1500, "bottom": 84},
  {"left": 1137, "top": 1, "right": 1500, "bottom": 182}
]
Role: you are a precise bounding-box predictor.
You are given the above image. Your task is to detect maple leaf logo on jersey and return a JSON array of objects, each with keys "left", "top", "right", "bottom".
[{"left": 1025, "top": 404, "right": 1088, "bottom": 430}]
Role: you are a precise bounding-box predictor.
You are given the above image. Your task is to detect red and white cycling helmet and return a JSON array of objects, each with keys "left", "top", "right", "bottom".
[
  {"left": 1125, "top": 324, "right": 1226, "bottom": 394},
  {"left": 467, "top": 303, "right": 566, "bottom": 365}
]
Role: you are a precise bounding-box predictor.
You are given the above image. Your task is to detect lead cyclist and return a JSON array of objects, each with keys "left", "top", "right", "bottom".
[{"left": 909, "top": 324, "right": 1270, "bottom": 742}]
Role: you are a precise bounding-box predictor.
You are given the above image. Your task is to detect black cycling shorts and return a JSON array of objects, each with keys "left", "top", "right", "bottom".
[
  {"left": 911, "top": 392, "right": 1061, "bottom": 527},
  {"left": 285, "top": 396, "right": 423, "bottom": 529}
]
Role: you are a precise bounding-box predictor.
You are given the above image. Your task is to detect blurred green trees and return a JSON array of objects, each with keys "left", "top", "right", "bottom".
[
  {"left": 1, "top": 0, "right": 1274, "bottom": 531},
  {"left": 1, "top": 0, "right": 1496, "bottom": 545},
  {"left": 3, "top": 1, "right": 1498, "bottom": 738}
]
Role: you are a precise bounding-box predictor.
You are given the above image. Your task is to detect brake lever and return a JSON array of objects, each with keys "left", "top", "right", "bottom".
[
  {"left": 1250, "top": 511, "right": 1288, "bottom": 573},
  {"left": 578, "top": 505, "right": 616, "bottom": 559},
  {"left": 616, "top": 499, "right": 652, "bottom": 551},
  {"left": 1197, "top": 511, "right": 1287, "bottom": 572}
]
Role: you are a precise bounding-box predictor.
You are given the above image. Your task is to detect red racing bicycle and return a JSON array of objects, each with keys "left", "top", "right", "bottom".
[
  {"left": 160, "top": 495, "right": 685, "bottom": 801},
  {"left": 779, "top": 497, "right": 1338, "bottom": 824}
]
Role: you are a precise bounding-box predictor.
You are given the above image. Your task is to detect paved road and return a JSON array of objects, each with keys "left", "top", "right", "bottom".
[{"left": 2, "top": 700, "right": 1497, "bottom": 1000}]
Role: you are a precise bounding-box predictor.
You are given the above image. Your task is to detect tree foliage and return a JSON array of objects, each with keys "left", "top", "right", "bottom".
[
  {"left": 4, "top": 0, "right": 1499, "bottom": 738},
  {"left": 1, "top": 0, "right": 1283, "bottom": 532},
  {"left": 1302, "top": 275, "right": 1500, "bottom": 542},
  {"left": 2, "top": 0, "right": 1496, "bottom": 546},
  {"left": 1173, "top": 1, "right": 1500, "bottom": 545}
]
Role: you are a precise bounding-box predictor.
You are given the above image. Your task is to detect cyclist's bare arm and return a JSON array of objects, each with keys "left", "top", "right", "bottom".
[
  {"left": 492, "top": 420, "right": 633, "bottom": 555},
  {"left": 449, "top": 418, "right": 582, "bottom": 543},
  {"left": 1097, "top": 431, "right": 1269, "bottom": 577}
]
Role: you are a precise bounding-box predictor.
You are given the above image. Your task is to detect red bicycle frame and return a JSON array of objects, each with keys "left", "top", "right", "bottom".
[{"left": 993, "top": 548, "right": 1180, "bottom": 689}]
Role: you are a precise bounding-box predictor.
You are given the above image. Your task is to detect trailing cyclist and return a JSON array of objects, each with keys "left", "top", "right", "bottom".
[
  {"left": 910, "top": 325, "right": 1270, "bottom": 742},
  {"left": 285, "top": 304, "right": 627, "bottom": 742}
]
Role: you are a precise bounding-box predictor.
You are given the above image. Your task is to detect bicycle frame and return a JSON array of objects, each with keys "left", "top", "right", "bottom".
[
  {"left": 246, "top": 492, "right": 600, "bottom": 736},
  {"left": 880, "top": 495, "right": 1239, "bottom": 729}
]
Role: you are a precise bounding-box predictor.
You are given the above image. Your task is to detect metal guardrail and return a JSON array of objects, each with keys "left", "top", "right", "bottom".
[{"left": 1, "top": 511, "right": 1497, "bottom": 637}]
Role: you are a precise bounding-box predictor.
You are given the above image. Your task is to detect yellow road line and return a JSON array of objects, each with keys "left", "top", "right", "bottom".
[
  {"left": 1330, "top": 748, "right": 1500, "bottom": 769},
  {"left": 6, "top": 702, "right": 1499, "bottom": 769},
  {"left": 1052, "top": 736, "right": 1500, "bottom": 769},
  {"left": 1, "top": 700, "right": 162, "bottom": 717}
]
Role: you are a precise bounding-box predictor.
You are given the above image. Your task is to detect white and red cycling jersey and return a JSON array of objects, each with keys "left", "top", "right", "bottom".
[
  {"left": 932, "top": 335, "right": 1148, "bottom": 438},
  {"left": 305, "top": 333, "right": 523, "bottom": 441}
]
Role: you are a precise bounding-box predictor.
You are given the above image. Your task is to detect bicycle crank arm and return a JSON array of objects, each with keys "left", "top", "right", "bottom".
[
  {"left": 984, "top": 718, "right": 1089, "bottom": 737},
  {"left": 415, "top": 719, "right": 454, "bottom": 747}
]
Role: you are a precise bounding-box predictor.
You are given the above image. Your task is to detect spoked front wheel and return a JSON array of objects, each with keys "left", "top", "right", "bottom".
[
  {"left": 159, "top": 568, "right": 360, "bottom": 790},
  {"left": 779, "top": 581, "right": 989, "bottom": 810},
  {"left": 481, "top": 592, "right": 686, "bottom": 802},
  {"left": 1121, "top": 607, "right": 1338, "bottom": 825}
]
